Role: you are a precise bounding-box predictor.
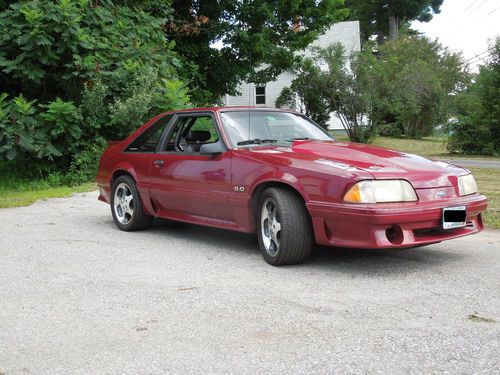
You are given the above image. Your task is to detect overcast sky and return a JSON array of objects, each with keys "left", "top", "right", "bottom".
[{"left": 411, "top": 0, "right": 500, "bottom": 69}]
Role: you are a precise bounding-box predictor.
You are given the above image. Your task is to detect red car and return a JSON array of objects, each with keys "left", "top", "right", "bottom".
[{"left": 96, "top": 107, "right": 488, "bottom": 265}]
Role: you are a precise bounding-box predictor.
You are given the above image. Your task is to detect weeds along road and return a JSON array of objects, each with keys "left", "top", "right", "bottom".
[{"left": 1, "top": 191, "right": 499, "bottom": 374}]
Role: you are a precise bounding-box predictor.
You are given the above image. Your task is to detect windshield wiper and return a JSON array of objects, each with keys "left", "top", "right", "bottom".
[
  {"left": 237, "top": 138, "right": 278, "bottom": 146},
  {"left": 286, "top": 137, "right": 311, "bottom": 141}
]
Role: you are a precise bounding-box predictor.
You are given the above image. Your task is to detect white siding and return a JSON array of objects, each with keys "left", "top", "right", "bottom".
[
  {"left": 224, "top": 70, "right": 296, "bottom": 108},
  {"left": 223, "top": 21, "right": 361, "bottom": 129},
  {"left": 307, "top": 21, "right": 361, "bottom": 55}
]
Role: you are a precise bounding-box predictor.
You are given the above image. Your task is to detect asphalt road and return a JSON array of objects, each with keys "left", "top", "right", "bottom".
[
  {"left": 1, "top": 191, "right": 499, "bottom": 375},
  {"left": 437, "top": 158, "right": 500, "bottom": 170}
]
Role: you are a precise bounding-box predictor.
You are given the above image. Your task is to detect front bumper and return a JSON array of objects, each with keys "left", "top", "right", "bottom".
[{"left": 307, "top": 194, "right": 488, "bottom": 249}]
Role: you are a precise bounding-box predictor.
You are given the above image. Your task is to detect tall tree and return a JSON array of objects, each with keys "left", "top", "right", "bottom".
[
  {"left": 168, "top": 0, "right": 347, "bottom": 104},
  {"left": 346, "top": 0, "right": 443, "bottom": 42},
  {"left": 448, "top": 37, "right": 500, "bottom": 155},
  {"left": 370, "top": 35, "right": 465, "bottom": 138},
  {"left": 278, "top": 44, "right": 379, "bottom": 143}
]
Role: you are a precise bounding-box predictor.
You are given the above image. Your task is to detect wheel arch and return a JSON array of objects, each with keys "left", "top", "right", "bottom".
[
  {"left": 109, "top": 167, "right": 156, "bottom": 216},
  {"left": 249, "top": 179, "right": 310, "bottom": 226},
  {"left": 111, "top": 169, "right": 136, "bottom": 184}
]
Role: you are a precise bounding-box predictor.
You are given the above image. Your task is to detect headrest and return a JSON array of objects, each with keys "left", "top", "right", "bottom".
[{"left": 185, "top": 130, "right": 211, "bottom": 142}]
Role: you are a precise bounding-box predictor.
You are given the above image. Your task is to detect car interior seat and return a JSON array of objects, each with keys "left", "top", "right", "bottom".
[{"left": 183, "top": 130, "right": 212, "bottom": 152}]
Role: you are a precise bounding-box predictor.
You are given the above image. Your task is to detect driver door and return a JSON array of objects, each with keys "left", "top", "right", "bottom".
[{"left": 148, "top": 112, "right": 233, "bottom": 221}]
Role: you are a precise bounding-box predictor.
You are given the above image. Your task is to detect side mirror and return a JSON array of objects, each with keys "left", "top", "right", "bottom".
[{"left": 199, "top": 140, "right": 226, "bottom": 155}]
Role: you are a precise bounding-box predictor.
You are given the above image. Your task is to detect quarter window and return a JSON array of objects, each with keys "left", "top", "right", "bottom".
[{"left": 126, "top": 114, "right": 172, "bottom": 152}]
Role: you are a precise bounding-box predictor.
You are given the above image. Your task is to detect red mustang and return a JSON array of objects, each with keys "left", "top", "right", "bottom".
[{"left": 96, "top": 107, "right": 487, "bottom": 265}]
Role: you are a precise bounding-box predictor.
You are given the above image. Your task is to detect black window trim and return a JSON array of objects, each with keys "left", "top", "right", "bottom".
[
  {"left": 123, "top": 113, "right": 175, "bottom": 154},
  {"left": 156, "top": 111, "right": 228, "bottom": 155}
]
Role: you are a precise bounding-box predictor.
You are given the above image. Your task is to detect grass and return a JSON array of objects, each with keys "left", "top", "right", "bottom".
[
  {"left": 372, "top": 136, "right": 448, "bottom": 157},
  {"left": 331, "top": 132, "right": 448, "bottom": 156},
  {"left": 469, "top": 168, "right": 500, "bottom": 230},
  {"left": 331, "top": 132, "right": 500, "bottom": 160},
  {"left": 0, "top": 180, "right": 95, "bottom": 208}
]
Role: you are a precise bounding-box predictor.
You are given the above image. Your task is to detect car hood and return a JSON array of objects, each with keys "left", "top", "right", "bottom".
[{"left": 249, "top": 140, "right": 467, "bottom": 189}]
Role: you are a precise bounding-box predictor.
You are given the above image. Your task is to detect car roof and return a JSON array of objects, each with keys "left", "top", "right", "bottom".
[{"left": 163, "top": 106, "right": 300, "bottom": 115}]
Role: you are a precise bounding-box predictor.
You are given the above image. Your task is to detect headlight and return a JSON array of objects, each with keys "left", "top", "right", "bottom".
[
  {"left": 344, "top": 180, "right": 418, "bottom": 203},
  {"left": 458, "top": 174, "right": 477, "bottom": 196}
]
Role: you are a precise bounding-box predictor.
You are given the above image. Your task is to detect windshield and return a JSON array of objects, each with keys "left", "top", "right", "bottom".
[{"left": 219, "top": 111, "right": 334, "bottom": 147}]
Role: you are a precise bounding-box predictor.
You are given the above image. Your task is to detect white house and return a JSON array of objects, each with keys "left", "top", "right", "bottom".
[{"left": 222, "top": 21, "right": 361, "bottom": 129}]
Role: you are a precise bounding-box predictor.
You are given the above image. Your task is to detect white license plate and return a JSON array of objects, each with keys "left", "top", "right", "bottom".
[{"left": 442, "top": 206, "right": 466, "bottom": 230}]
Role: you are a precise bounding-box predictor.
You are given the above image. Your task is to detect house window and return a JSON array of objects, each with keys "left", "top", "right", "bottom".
[{"left": 255, "top": 86, "right": 266, "bottom": 105}]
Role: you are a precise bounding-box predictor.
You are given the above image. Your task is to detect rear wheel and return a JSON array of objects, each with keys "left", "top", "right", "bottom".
[
  {"left": 111, "top": 175, "right": 153, "bottom": 231},
  {"left": 257, "top": 187, "right": 313, "bottom": 266}
]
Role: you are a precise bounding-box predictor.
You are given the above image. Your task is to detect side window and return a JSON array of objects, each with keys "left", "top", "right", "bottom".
[
  {"left": 126, "top": 114, "right": 172, "bottom": 152},
  {"left": 163, "top": 115, "right": 219, "bottom": 153},
  {"left": 190, "top": 117, "right": 219, "bottom": 142}
]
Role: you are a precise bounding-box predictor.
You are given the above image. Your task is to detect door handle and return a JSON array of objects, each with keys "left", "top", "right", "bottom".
[{"left": 154, "top": 159, "right": 164, "bottom": 167}]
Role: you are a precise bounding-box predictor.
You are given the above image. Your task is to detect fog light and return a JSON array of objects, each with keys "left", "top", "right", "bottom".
[{"left": 385, "top": 225, "right": 404, "bottom": 245}]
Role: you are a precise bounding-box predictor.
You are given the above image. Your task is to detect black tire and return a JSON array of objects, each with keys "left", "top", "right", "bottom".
[
  {"left": 257, "top": 187, "right": 313, "bottom": 266},
  {"left": 111, "top": 175, "right": 153, "bottom": 231}
]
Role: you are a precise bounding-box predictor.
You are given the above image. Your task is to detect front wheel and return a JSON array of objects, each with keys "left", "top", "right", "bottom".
[
  {"left": 111, "top": 175, "right": 153, "bottom": 231},
  {"left": 257, "top": 187, "right": 313, "bottom": 266}
]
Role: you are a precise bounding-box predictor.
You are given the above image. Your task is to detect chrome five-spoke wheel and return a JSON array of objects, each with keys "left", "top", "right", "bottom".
[
  {"left": 257, "top": 187, "right": 313, "bottom": 266},
  {"left": 111, "top": 175, "right": 153, "bottom": 231},
  {"left": 113, "top": 182, "right": 134, "bottom": 225},
  {"left": 260, "top": 197, "right": 282, "bottom": 256}
]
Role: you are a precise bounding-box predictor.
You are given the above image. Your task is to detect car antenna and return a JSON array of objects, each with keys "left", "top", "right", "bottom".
[{"left": 248, "top": 49, "right": 252, "bottom": 142}]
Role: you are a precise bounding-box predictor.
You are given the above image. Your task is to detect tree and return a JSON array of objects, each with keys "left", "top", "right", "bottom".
[
  {"left": 168, "top": 0, "right": 348, "bottom": 105},
  {"left": 278, "top": 43, "right": 378, "bottom": 142},
  {"left": 447, "top": 37, "right": 500, "bottom": 155},
  {"left": 346, "top": 0, "right": 443, "bottom": 42},
  {"left": 279, "top": 35, "right": 465, "bottom": 142},
  {"left": 276, "top": 62, "right": 331, "bottom": 128},
  {"left": 0, "top": 0, "right": 190, "bottom": 179},
  {"left": 370, "top": 35, "right": 465, "bottom": 138},
  {"left": 0, "top": 0, "right": 180, "bottom": 103}
]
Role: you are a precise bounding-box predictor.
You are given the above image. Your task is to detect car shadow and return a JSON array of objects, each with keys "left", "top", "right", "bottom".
[
  {"left": 149, "top": 219, "right": 258, "bottom": 255},
  {"left": 306, "top": 245, "right": 465, "bottom": 275},
  {"left": 142, "top": 219, "right": 467, "bottom": 275}
]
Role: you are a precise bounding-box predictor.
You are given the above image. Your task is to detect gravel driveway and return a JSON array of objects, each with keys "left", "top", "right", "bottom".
[{"left": 1, "top": 191, "right": 499, "bottom": 374}]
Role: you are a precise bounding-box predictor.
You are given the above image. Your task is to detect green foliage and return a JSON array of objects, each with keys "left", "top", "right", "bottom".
[
  {"left": 283, "top": 35, "right": 463, "bottom": 142},
  {"left": 65, "top": 136, "right": 108, "bottom": 184},
  {"left": 370, "top": 35, "right": 466, "bottom": 139},
  {"left": 108, "top": 68, "right": 158, "bottom": 138},
  {"left": 0, "top": 94, "right": 45, "bottom": 161},
  {"left": 275, "top": 87, "right": 296, "bottom": 109},
  {"left": 151, "top": 79, "right": 191, "bottom": 113},
  {"left": 169, "top": 0, "right": 348, "bottom": 104},
  {"left": 0, "top": 94, "right": 81, "bottom": 164},
  {"left": 41, "top": 98, "right": 83, "bottom": 157},
  {"left": 377, "top": 122, "right": 402, "bottom": 137},
  {"left": 290, "top": 59, "right": 332, "bottom": 129},
  {"left": 447, "top": 38, "right": 500, "bottom": 155},
  {"left": 346, "top": 0, "right": 443, "bottom": 42},
  {"left": 283, "top": 43, "right": 378, "bottom": 142},
  {"left": 0, "top": 0, "right": 179, "bottom": 102},
  {"left": 0, "top": 0, "right": 190, "bottom": 180}
]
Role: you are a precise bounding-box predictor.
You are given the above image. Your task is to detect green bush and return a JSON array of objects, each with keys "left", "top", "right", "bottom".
[
  {"left": 447, "top": 37, "right": 500, "bottom": 155},
  {"left": 0, "top": 0, "right": 190, "bottom": 181},
  {"left": 377, "top": 122, "right": 402, "bottom": 137}
]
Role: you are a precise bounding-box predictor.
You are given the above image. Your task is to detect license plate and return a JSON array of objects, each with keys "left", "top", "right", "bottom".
[{"left": 442, "top": 206, "right": 466, "bottom": 230}]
